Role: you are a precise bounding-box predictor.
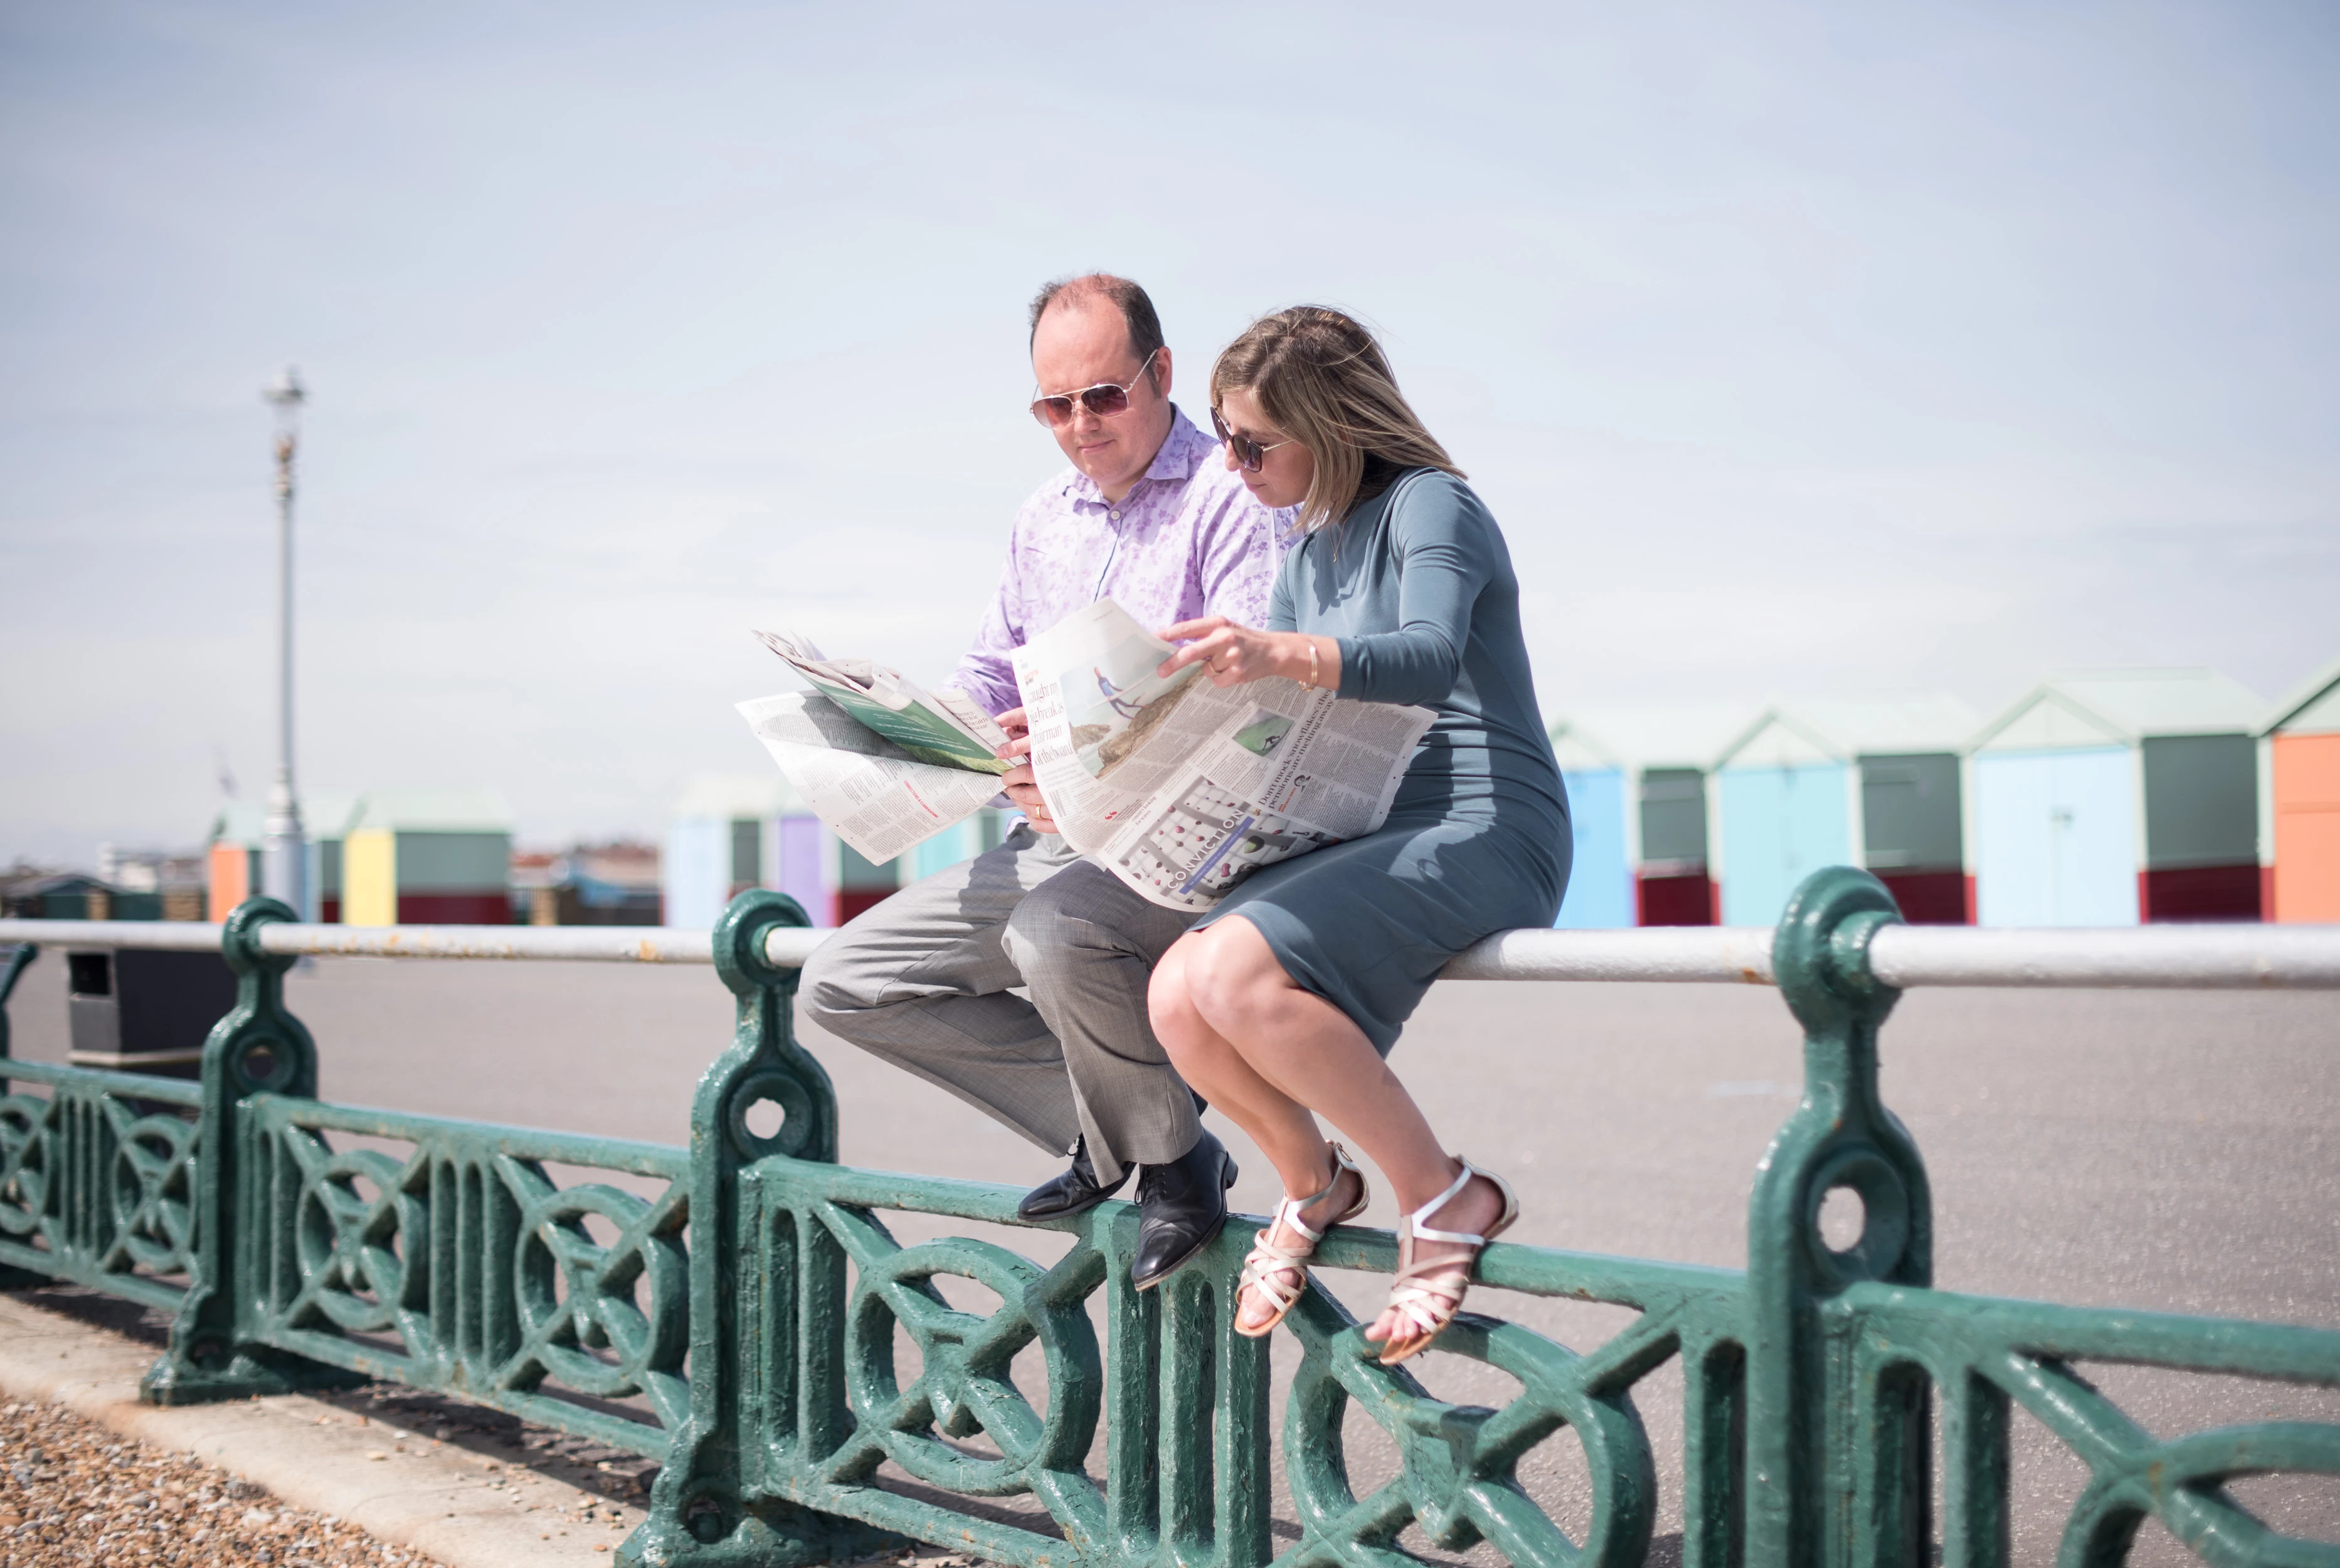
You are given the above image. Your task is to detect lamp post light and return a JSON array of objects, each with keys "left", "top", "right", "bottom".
[{"left": 260, "top": 366, "right": 308, "bottom": 917}]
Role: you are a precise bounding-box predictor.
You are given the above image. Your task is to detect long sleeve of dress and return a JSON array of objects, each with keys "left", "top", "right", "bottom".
[
  {"left": 1332, "top": 479, "right": 1493, "bottom": 707},
  {"left": 1264, "top": 559, "right": 1298, "bottom": 634}
]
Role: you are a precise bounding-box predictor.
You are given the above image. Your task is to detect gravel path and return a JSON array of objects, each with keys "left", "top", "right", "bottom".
[{"left": 0, "top": 1392, "right": 445, "bottom": 1567}]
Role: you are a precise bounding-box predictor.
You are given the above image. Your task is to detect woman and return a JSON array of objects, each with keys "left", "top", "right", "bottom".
[{"left": 1148, "top": 306, "right": 1570, "bottom": 1364}]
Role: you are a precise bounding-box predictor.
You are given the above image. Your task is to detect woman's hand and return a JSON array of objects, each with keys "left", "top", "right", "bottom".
[
  {"left": 1157, "top": 617, "right": 1338, "bottom": 691},
  {"left": 991, "top": 706, "right": 1060, "bottom": 835}
]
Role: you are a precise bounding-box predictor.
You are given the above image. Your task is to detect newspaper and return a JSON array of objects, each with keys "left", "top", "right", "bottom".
[
  {"left": 737, "top": 690, "right": 1007, "bottom": 866},
  {"left": 1014, "top": 600, "right": 1434, "bottom": 911},
  {"left": 752, "top": 628, "right": 1010, "bottom": 775},
  {"left": 735, "top": 628, "right": 1019, "bottom": 864}
]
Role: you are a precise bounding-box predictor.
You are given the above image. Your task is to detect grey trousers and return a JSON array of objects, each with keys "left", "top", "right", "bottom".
[{"left": 797, "top": 824, "right": 1200, "bottom": 1187}]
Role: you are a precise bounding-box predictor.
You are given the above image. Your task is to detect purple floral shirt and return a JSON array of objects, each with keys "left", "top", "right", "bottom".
[{"left": 951, "top": 408, "right": 1291, "bottom": 715}]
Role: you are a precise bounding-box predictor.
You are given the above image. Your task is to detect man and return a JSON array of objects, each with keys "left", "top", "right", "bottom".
[{"left": 798, "top": 275, "right": 1288, "bottom": 1289}]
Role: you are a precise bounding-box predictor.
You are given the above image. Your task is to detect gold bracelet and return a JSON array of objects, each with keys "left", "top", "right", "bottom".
[{"left": 1302, "top": 639, "right": 1320, "bottom": 691}]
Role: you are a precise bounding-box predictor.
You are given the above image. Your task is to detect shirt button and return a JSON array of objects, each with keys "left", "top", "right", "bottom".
[{"left": 1108, "top": 511, "right": 1120, "bottom": 521}]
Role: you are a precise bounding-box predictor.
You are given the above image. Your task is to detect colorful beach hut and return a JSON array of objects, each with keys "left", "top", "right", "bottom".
[
  {"left": 1544, "top": 719, "right": 1632, "bottom": 929},
  {"left": 1544, "top": 707, "right": 1752, "bottom": 926},
  {"left": 665, "top": 775, "right": 826, "bottom": 930},
  {"left": 302, "top": 794, "right": 360, "bottom": 922},
  {"left": 1711, "top": 696, "right": 1981, "bottom": 928},
  {"left": 205, "top": 803, "right": 263, "bottom": 923},
  {"left": 341, "top": 788, "right": 516, "bottom": 926},
  {"left": 665, "top": 775, "right": 996, "bottom": 929},
  {"left": 2260, "top": 654, "right": 2340, "bottom": 923},
  {"left": 1967, "top": 670, "right": 2265, "bottom": 926},
  {"left": 206, "top": 794, "right": 357, "bottom": 921}
]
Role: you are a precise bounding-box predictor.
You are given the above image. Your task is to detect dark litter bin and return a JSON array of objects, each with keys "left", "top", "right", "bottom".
[{"left": 65, "top": 949, "right": 238, "bottom": 1080}]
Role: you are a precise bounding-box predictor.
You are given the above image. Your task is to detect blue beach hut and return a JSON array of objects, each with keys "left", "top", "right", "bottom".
[
  {"left": 1545, "top": 719, "right": 1632, "bottom": 929},
  {"left": 1711, "top": 696, "right": 1981, "bottom": 928},
  {"left": 1545, "top": 707, "right": 1753, "bottom": 926},
  {"left": 1967, "top": 670, "right": 2266, "bottom": 926}
]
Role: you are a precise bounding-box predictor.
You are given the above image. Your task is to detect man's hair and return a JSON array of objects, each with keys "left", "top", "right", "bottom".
[
  {"left": 1210, "top": 305, "right": 1463, "bottom": 534},
  {"left": 1029, "top": 274, "right": 1166, "bottom": 383}
]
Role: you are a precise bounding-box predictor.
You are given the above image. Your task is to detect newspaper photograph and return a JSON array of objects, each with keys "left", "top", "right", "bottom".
[
  {"left": 737, "top": 691, "right": 1003, "bottom": 865},
  {"left": 1014, "top": 599, "right": 1435, "bottom": 912},
  {"left": 753, "top": 628, "right": 1011, "bottom": 775}
]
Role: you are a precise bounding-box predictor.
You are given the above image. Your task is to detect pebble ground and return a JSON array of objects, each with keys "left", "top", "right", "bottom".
[
  {"left": 0, "top": 1288, "right": 997, "bottom": 1568},
  {"left": 0, "top": 1392, "right": 443, "bottom": 1567}
]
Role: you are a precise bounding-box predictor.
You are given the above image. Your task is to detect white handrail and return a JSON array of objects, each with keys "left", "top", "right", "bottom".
[
  {"left": 5, "top": 917, "right": 2337, "bottom": 989},
  {"left": 0, "top": 920, "right": 711, "bottom": 963},
  {"left": 1436, "top": 926, "right": 1780, "bottom": 984},
  {"left": 1866, "top": 923, "right": 2340, "bottom": 990}
]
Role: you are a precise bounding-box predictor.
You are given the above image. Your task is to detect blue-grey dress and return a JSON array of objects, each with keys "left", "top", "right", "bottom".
[{"left": 1194, "top": 469, "right": 1572, "bottom": 1052}]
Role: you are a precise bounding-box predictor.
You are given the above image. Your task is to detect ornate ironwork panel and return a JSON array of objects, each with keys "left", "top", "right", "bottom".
[
  {"left": 0, "top": 1058, "right": 201, "bottom": 1310},
  {"left": 235, "top": 1094, "right": 692, "bottom": 1458},
  {"left": 728, "top": 1160, "right": 1271, "bottom": 1568},
  {"left": 1840, "top": 1286, "right": 2340, "bottom": 1568}
]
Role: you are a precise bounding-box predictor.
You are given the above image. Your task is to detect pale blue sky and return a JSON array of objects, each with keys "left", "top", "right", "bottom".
[{"left": 3, "top": 2, "right": 2335, "bottom": 861}]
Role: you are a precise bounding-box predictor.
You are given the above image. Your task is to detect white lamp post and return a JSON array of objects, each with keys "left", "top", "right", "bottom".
[{"left": 260, "top": 367, "right": 308, "bottom": 916}]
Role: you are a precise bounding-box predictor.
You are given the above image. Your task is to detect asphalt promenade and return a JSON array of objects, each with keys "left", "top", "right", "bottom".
[{"left": 4, "top": 949, "right": 2336, "bottom": 1564}]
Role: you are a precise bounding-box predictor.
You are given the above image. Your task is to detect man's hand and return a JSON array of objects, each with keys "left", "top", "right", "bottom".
[{"left": 992, "top": 707, "right": 1060, "bottom": 835}]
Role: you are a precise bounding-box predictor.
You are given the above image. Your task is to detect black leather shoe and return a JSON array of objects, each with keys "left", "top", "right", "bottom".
[
  {"left": 1130, "top": 1129, "right": 1239, "bottom": 1290},
  {"left": 1017, "top": 1138, "right": 1129, "bottom": 1222}
]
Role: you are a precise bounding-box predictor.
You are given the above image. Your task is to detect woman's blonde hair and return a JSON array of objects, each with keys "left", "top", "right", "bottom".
[{"left": 1209, "top": 305, "right": 1463, "bottom": 532}]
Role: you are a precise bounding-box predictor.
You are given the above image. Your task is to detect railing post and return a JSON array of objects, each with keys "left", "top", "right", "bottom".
[
  {"left": 1745, "top": 867, "right": 1932, "bottom": 1567},
  {"left": 623, "top": 890, "right": 891, "bottom": 1568},
  {"left": 142, "top": 898, "right": 363, "bottom": 1404},
  {"left": 0, "top": 942, "right": 45, "bottom": 1291},
  {"left": 0, "top": 941, "right": 36, "bottom": 1082}
]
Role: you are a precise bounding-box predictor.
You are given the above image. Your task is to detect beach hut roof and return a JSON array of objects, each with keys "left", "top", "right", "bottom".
[
  {"left": 349, "top": 787, "right": 516, "bottom": 835},
  {"left": 1716, "top": 694, "right": 1984, "bottom": 770},
  {"left": 1972, "top": 669, "right": 2266, "bottom": 753},
  {"left": 211, "top": 790, "right": 453, "bottom": 847},
  {"left": 672, "top": 772, "right": 805, "bottom": 820},
  {"left": 2260, "top": 653, "right": 2340, "bottom": 738},
  {"left": 209, "top": 800, "right": 266, "bottom": 848},
  {"left": 1546, "top": 705, "right": 1757, "bottom": 773},
  {"left": 302, "top": 793, "right": 364, "bottom": 838}
]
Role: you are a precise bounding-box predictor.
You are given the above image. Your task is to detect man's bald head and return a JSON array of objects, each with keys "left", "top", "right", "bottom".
[{"left": 1029, "top": 273, "right": 1165, "bottom": 366}]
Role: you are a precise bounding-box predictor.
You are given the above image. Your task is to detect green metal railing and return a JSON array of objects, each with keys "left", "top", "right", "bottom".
[{"left": 1, "top": 869, "right": 2336, "bottom": 1567}]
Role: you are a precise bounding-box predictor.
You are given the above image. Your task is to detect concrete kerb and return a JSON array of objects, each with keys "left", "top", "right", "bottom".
[{"left": 0, "top": 1289, "right": 635, "bottom": 1567}]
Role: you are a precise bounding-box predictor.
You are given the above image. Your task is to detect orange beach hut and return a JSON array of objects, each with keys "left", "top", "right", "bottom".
[{"left": 2261, "top": 654, "right": 2340, "bottom": 923}]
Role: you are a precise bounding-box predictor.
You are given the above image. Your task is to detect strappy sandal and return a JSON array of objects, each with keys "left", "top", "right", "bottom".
[
  {"left": 1367, "top": 1159, "right": 1518, "bottom": 1365},
  {"left": 1234, "top": 1142, "right": 1371, "bottom": 1339}
]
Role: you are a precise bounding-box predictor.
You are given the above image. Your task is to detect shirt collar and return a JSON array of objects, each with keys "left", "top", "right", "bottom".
[{"left": 1061, "top": 406, "right": 1212, "bottom": 506}]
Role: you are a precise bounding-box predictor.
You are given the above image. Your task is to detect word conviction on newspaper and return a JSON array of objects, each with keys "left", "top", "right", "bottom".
[
  {"left": 1015, "top": 600, "right": 1432, "bottom": 911},
  {"left": 738, "top": 630, "right": 1010, "bottom": 866},
  {"left": 738, "top": 607, "right": 1431, "bottom": 910}
]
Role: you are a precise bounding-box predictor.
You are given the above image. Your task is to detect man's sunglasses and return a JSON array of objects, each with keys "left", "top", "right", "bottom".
[
  {"left": 1029, "top": 349, "right": 1159, "bottom": 428},
  {"left": 1211, "top": 407, "right": 1296, "bottom": 472}
]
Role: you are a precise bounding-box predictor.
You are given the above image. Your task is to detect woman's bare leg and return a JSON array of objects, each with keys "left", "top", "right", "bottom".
[
  {"left": 1150, "top": 937, "right": 1368, "bottom": 1330},
  {"left": 1149, "top": 918, "right": 1508, "bottom": 1343}
]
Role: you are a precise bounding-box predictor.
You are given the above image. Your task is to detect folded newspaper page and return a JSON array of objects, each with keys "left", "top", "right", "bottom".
[
  {"left": 753, "top": 628, "right": 1011, "bottom": 775},
  {"left": 738, "top": 691, "right": 1005, "bottom": 865},
  {"left": 1014, "top": 599, "right": 1435, "bottom": 912}
]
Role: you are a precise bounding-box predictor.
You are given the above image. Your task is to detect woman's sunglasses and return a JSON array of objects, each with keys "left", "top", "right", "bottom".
[
  {"left": 1029, "top": 349, "right": 1158, "bottom": 428},
  {"left": 1211, "top": 407, "right": 1296, "bottom": 472}
]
